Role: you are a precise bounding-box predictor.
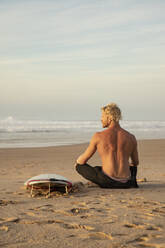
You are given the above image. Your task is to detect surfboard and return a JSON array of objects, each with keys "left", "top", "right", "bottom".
[{"left": 24, "top": 174, "right": 72, "bottom": 195}]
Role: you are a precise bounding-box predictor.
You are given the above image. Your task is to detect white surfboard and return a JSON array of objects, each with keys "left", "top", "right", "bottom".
[{"left": 24, "top": 174, "right": 72, "bottom": 195}]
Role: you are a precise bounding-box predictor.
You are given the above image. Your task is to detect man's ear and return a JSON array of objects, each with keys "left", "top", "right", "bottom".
[{"left": 107, "top": 116, "right": 111, "bottom": 125}]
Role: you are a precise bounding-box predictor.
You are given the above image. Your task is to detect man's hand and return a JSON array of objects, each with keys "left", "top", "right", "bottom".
[{"left": 74, "top": 162, "right": 79, "bottom": 168}]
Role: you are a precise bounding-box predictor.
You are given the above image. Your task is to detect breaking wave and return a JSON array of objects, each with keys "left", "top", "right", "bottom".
[{"left": 0, "top": 117, "right": 165, "bottom": 148}]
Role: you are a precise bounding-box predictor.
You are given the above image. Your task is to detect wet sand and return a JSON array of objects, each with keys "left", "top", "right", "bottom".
[{"left": 0, "top": 139, "right": 165, "bottom": 248}]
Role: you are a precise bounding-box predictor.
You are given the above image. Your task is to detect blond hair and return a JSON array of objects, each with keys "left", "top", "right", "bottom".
[{"left": 101, "top": 103, "right": 122, "bottom": 122}]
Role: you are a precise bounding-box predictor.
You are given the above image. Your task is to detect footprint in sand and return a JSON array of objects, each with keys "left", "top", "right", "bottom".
[
  {"left": 87, "top": 232, "right": 113, "bottom": 240},
  {"left": 146, "top": 225, "right": 162, "bottom": 231},
  {"left": 70, "top": 207, "right": 89, "bottom": 215},
  {"left": 20, "top": 218, "right": 95, "bottom": 232},
  {"left": 54, "top": 210, "right": 72, "bottom": 216},
  {"left": 124, "top": 222, "right": 163, "bottom": 232},
  {"left": 124, "top": 222, "right": 146, "bottom": 229},
  {"left": 137, "top": 243, "right": 165, "bottom": 248},
  {"left": 152, "top": 207, "right": 165, "bottom": 216},
  {"left": 0, "top": 217, "right": 19, "bottom": 225},
  {"left": 103, "top": 219, "right": 115, "bottom": 224},
  {"left": 144, "top": 212, "right": 155, "bottom": 217},
  {"left": 25, "top": 212, "right": 36, "bottom": 217},
  {"left": 0, "top": 200, "right": 18, "bottom": 206},
  {"left": 70, "top": 200, "right": 109, "bottom": 217},
  {"left": 29, "top": 204, "right": 53, "bottom": 211},
  {"left": 62, "top": 223, "right": 95, "bottom": 231},
  {"left": 13, "top": 191, "right": 24, "bottom": 195},
  {"left": 19, "top": 218, "right": 64, "bottom": 225},
  {"left": 129, "top": 234, "right": 150, "bottom": 243},
  {"left": 127, "top": 232, "right": 165, "bottom": 247}
]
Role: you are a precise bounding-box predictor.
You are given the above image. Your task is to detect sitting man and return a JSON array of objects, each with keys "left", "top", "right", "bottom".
[{"left": 75, "top": 103, "right": 139, "bottom": 188}]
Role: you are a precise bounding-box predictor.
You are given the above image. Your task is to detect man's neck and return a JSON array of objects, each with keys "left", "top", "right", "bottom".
[{"left": 108, "top": 121, "right": 120, "bottom": 128}]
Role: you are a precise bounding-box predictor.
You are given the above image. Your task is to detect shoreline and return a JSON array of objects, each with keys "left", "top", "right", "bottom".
[{"left": 0, "top": 138, "right": 165, "bottom": 150}]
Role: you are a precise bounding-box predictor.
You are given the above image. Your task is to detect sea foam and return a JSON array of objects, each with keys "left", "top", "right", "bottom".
[{"left": 0, "top": 117, "right": 165, "bottom": 148}]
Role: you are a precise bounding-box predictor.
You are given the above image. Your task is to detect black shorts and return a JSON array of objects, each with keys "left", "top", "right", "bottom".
[{"left": 75, "top": 163, "right": 135, "bottom": 189}]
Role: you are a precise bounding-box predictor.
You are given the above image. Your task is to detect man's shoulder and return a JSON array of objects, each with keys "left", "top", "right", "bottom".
[
  {"left": 91, "top": 130, "right": 105, "bottom": 141},
  {"left": 91, "top": 132, "right": 100, "bottom": 141},
  {"left": 126, "top": 129, "right": 137, "bottom": 141},
  {"left": 121, "top": 127, "right": 136, "bottom": 137},
  {"left": 92, "top": 131, "right": 102, "bottom": 138},
  {"left": 95, "top": 129, "right": 108, "bottom": 137},
  {"left": 120, "top": 128, "right": 137, "bottom": 143}
]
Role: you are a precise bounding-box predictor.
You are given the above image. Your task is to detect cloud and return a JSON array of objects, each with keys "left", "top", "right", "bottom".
[
  {"left": 0, "top": 0, "right": 165, "bottom": 49},
  {"left": 0, "top": 0, "right": 165, "bottom": 120},
  {"left": 0, "top": 0, "right": 164, "bottom": 74}
]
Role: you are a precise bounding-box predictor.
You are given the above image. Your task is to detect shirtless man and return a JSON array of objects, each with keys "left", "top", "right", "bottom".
[{"left": 75, "top": 103, "right": 139, "bottom": 188}]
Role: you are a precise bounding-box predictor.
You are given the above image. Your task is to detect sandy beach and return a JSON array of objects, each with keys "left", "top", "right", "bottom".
[{"left": 0, "top": 139, "right": 165, "bottom": 248}]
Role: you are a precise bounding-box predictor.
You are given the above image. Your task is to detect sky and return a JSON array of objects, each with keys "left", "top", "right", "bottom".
[{"left": 0, "top": 0, "right": 165, "bottom": 121}]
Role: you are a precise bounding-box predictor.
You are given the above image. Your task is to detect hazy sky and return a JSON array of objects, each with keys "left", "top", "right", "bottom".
[{"left": 1, "top": 0, "right": 165, "bottom": 120}]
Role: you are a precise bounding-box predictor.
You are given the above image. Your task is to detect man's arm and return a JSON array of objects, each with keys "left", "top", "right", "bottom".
[
  {"left": 130, "top": 138, "right": 139, "bottom": 166},
  {"left": 76, "top": 133, "right": 98, "bottom": 165},
  {"left": 129, "top": 137, "right": 139, "bottom": 188}
]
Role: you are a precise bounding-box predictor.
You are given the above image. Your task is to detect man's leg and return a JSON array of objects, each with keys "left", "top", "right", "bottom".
[
  {"left": 75, "top": 163, "right": 133, "bottom": 188},
  {"left": 75, "top": 163, "right": 102, "bottom": 185}
]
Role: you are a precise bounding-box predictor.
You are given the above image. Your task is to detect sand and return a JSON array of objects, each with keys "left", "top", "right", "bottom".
[{"left": 0, "top": 139, "right": 165, "bottom": 248}]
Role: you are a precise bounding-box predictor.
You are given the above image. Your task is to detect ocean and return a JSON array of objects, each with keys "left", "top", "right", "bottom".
[{"left": 0, "top": 116, "right": 165, "bottom": 148}]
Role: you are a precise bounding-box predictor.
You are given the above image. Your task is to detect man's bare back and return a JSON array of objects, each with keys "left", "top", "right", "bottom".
[
  {"left": 95, "top": 124, "right": 139, "bottom": 180},
  {"left": 75, "top": 103, "right": 139, "bottom": 188}
]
